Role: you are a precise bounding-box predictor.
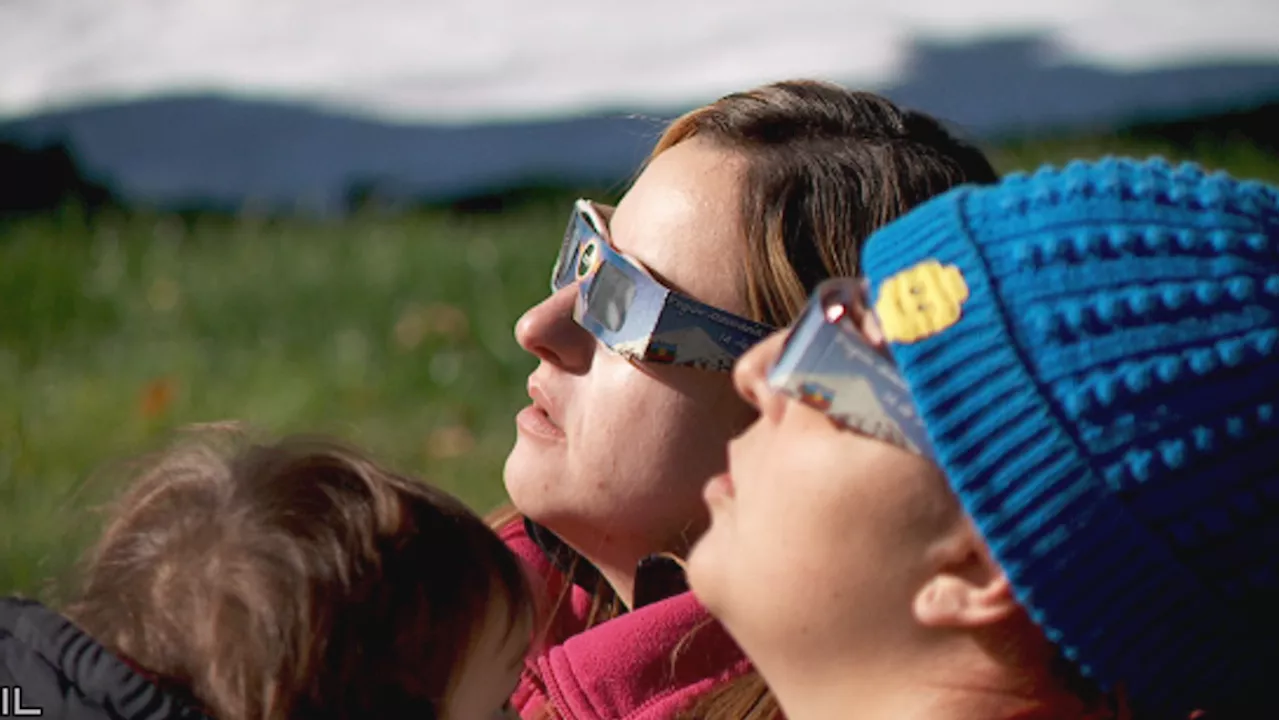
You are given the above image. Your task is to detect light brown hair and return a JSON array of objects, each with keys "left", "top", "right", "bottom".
[
  {"left": 506, "top": 79, "right": 999, "bottom": 719},
  {"left": 654, "top": 79, "right": 998, "bottom": 328},
  {"left": 67, "top": 425, "right": 534, "bottom": 720}
]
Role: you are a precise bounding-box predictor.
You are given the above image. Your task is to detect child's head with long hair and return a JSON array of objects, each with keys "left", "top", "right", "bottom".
[{"left": 66, "top": 425, "right": 534, "bottom": 720}]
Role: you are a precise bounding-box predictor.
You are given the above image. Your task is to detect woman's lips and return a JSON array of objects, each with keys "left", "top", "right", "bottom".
[
  {"left": 516, "top": 403, "right": 565, "bottom": 441},
  {"left": 519, "top": 377, "right": 565, "bottom": 441}
]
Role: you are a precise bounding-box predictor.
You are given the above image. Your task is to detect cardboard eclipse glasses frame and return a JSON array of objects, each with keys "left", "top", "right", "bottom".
[{"left": 552, "top": 200, "right": 933, "bottom": 460}]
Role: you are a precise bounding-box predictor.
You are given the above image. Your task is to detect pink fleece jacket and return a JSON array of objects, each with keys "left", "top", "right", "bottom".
[{"left": 501, "top": 519, "right": 753, "bottom": 720}]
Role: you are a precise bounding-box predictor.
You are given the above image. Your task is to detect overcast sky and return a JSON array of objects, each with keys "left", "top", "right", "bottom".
[{"left": 1, "top": 0, "right": 1276, "bottom": 122}]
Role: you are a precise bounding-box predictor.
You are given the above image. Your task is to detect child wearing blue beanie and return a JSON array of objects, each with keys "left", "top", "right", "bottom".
[{"left": 687, "top": 157, "right": 1276, "bottom": 720}]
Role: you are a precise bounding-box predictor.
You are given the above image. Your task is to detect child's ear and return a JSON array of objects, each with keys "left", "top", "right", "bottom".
[{"left": 913, "top": 520, "right": 1020, "bottom": 629}]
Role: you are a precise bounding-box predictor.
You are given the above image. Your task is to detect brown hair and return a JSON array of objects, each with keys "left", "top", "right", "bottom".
[
  {"left": 507, "top": 79, "right": 998, "bottom": 719},
  {"left": 67, "top": 425, "right": 534, "bottom": 720},
  {"left": 653, "top": 79, "right": 998, "bottom": 328}
]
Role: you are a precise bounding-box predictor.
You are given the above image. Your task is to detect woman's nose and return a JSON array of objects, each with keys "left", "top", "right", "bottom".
[
  {"left": 514, "top": 286, "right": 594, "bottom": 373},
  {"left": 732, "top": 330, "right": 789, "bottom": 411}
]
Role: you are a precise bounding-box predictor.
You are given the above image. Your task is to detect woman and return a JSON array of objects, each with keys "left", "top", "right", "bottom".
[
  {"left": 687, "top": 157, "right": 1278, "bottom": 719},
  {"left": 497, "top": 79, "right": 998, "bottom": 719}
]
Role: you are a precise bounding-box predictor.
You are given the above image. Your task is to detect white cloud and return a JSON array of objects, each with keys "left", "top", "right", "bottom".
[{"left": 0, "top": 0, "right": 1274, "bottom": 121}]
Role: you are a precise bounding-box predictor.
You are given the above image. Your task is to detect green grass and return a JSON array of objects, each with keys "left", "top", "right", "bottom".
[
  {"left": 0, "top": 200, "right": 576, "bottom": 599},
  {"left": 2, "top": 139, "right": 1275, "bottom": 601}
]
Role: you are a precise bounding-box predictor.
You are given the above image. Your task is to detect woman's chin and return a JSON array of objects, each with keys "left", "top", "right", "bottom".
[
  {"left": 686, "top": 526, "right": 729, "bottom": 613},
  {"left": 502, "top": 443, "right": 562, "bottom": 506},
  {"left": 500, "top": 460, "right": 591, "bottom": 546}
]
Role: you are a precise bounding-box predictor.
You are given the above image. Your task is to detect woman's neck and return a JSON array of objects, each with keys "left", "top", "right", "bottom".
[
  {"left": 766, "top": 630, "right": 1094, "bottom": 720},
  {"left": 595, "top": 561, "right": 637, "bottom": 610},
  {"left": 592, "top": 550, "right": 693, "bottom": 611},
  {"left": 772, "top": 671, "right": 1089, "bottom": 720}
]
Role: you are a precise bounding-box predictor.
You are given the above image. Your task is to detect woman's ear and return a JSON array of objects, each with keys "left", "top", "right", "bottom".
[{"left": 912, "top": 521, "right": 1020, "bottom": 629}]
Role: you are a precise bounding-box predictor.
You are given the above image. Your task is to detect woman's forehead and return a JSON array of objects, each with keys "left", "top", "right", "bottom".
[{"left": 608, "top": 139, "right": 751, "bottom": 316}]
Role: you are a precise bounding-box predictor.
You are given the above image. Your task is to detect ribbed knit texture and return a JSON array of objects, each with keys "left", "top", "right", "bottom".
[{"left": 860, "top": 157, "right": 1278, "bottom": 718}]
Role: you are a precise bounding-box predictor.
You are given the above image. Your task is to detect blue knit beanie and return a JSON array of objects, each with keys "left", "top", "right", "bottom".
[{"left": 859, "top": 157, "right": 1277, "bottom": 717}]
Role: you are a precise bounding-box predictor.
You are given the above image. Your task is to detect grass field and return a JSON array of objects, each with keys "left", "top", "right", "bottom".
[{"left": 2, "top": 135, "right": 1276, "bottom": 601}]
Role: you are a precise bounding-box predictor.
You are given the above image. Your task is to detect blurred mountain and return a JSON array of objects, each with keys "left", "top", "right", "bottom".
[
  {"left": 1, "top": 35, "right": 1274, "bottom": 216},
  {"left": 887, "top": 36, "right": 1278, "bottom": 137},
  {"left": 1, "top": 98, "right": 663, "bottom": 215}
]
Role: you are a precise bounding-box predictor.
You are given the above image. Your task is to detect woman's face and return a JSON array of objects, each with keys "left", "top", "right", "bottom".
[
  {"left": 503, "top": 136, "right": 758, "bottom": 584},
  {"left": 686, "top": 325, "right": 964, "bottom": 680},
  {"left": 442, "top": 603, "right": 530, "bottom": 720}
]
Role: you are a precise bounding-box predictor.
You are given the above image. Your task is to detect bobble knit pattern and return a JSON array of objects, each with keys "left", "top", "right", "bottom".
[{"left": 861, "top": 157, "right": 1278, "bottom": 719}]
